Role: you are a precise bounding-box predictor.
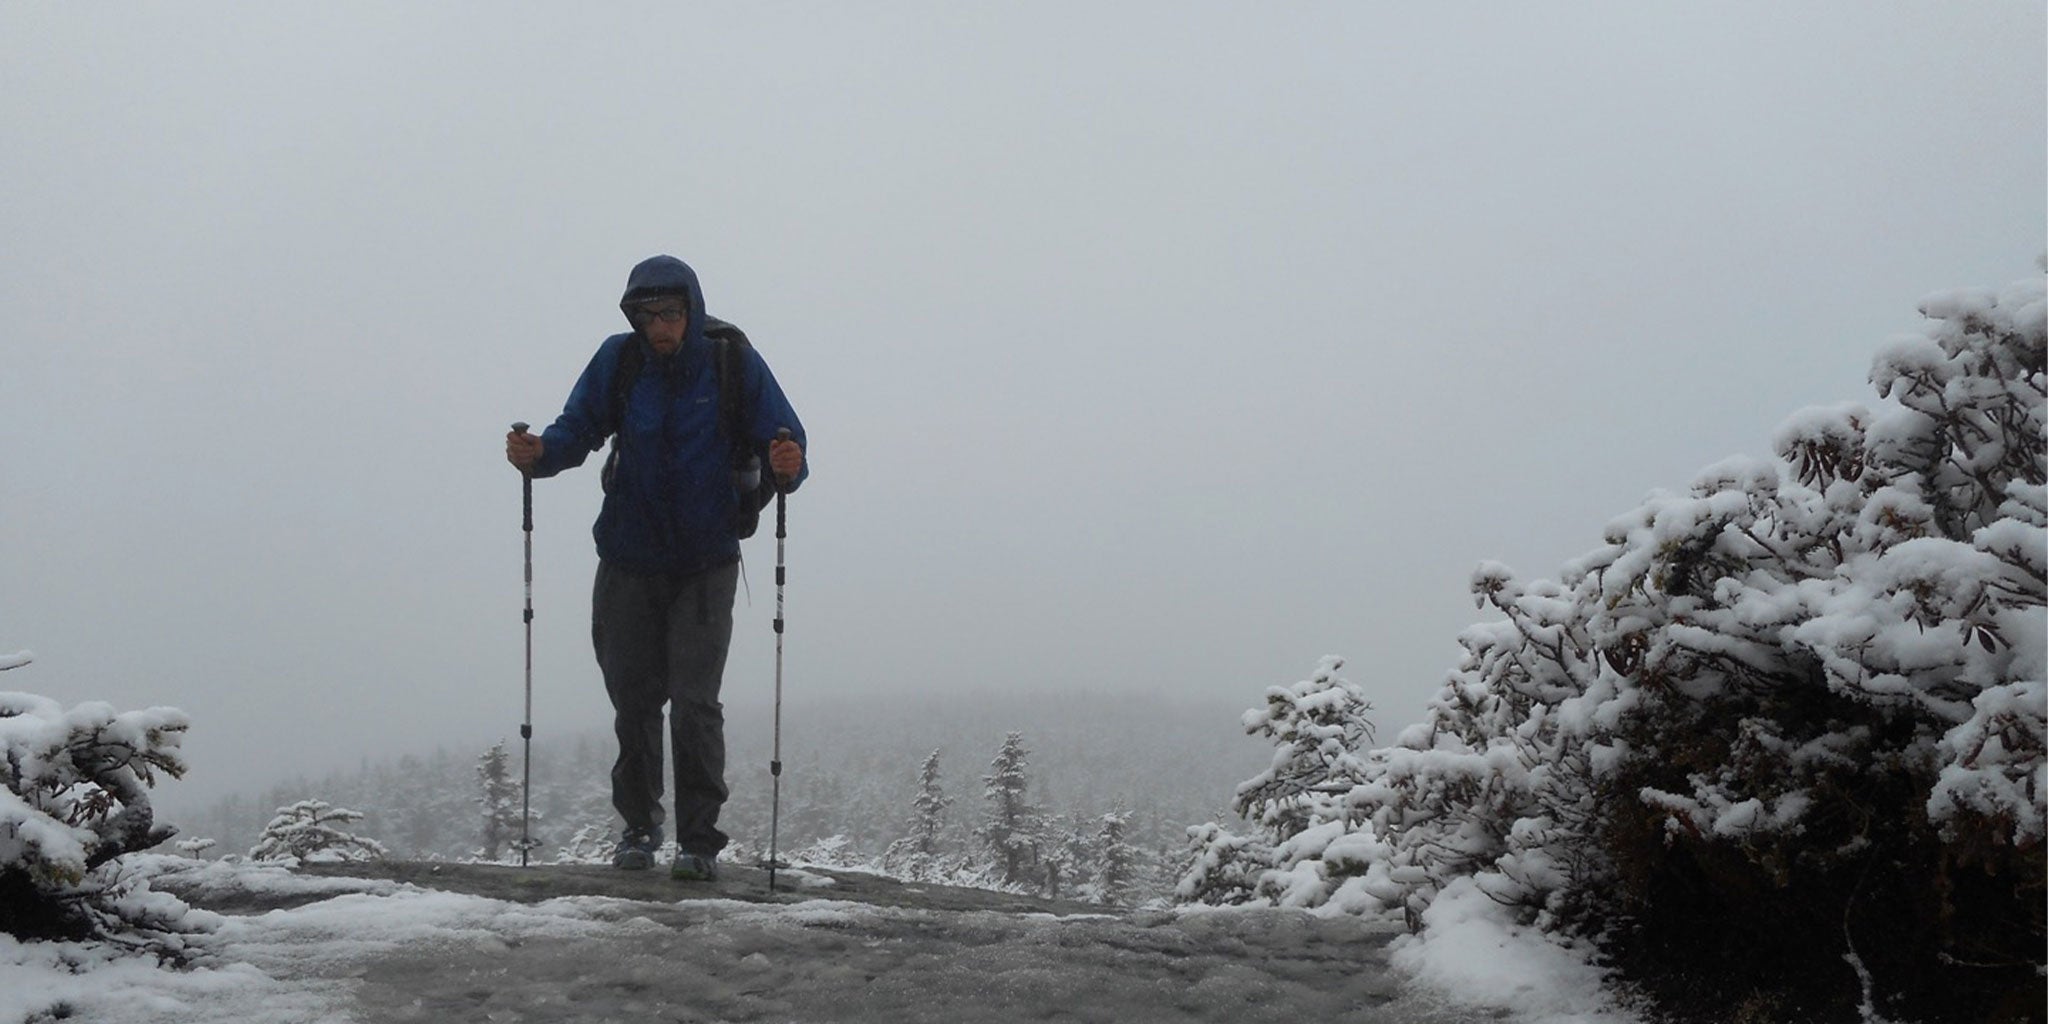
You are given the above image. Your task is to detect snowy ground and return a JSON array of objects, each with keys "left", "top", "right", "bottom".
[{"left": 1, "top": 857, "right": 1638, "bottom": 1024}]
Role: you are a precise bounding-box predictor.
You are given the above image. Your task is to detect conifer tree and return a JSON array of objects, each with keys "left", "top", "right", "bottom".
[
  {"left": 475, "top": 740, "right": 533, "bottom": 861},
  {"left": 885, "top": 748, "right": 951, "bottom": 878},
  {"left": 1040, "top": 815, "right": 1092, "bottom": 900},
  {"left": 908, "top": 748, "right": 949, "bottom": 857},
  {"left": 977, "top": 732, "right": 1040, "bottom": 886},
  {"left": 1092, "top": 808, "right": 1141, "bottom": 906}
]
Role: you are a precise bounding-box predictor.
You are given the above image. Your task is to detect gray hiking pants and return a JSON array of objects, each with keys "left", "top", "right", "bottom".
[{"left": 592, "top": 558, "right": 738, "bottom": 856}]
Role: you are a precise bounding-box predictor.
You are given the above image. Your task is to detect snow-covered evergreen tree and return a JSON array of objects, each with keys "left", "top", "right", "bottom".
[
  {"left": 1036, "top": 814, "right": 1090, "bottom": 900},
  {"left": 1090, "top": 809, "right": 1141, "bottom": 906},
  {"left": 0, "top": 683, "right": 191, "bottom": 942},
  {"left": 1226, "top": 274, "right": 2046, "bottom": 1022},
  {"left": 1176, "top": 821, "right": 1268, "bottom": 906},
  {"left": 1177, "top": 657, "right": 1380, "bottom": 907},
  {"left": 908, "top": 748, "right": 948, "bottom": 857},
  {"left": 884, "top": 748, "right": 952, "bottom": 879},
  {"left": 475, "top": 740, "right": 539, "bottom": 861},
  {"left": 977, "top": 732, "right": 1041, "bottom": 887},
  {"left": 249, "top": 800, "right": 387, "bottom": 864},
  {"left": 1235, "top": 656, "right": 1376, "bottom": 839}
]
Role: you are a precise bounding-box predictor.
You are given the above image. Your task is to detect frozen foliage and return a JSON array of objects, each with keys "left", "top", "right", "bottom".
[
  {"left": 882, "top": 748, "right": 955, "bottom": 880},
  {"left": 1238, "top": 656, "right": 1378, "bottom": 841},
  {"left": 1239, "top": 275, "right": 2046, "bottom": 1022},
  {"left": 0, "top": 687, "right": 191, "bottom": 943},
  {"left": 1179, "top": 657, "right": 1387, "bottom": 912},
  {"left": 475, "top": 740, "right": 541, "bottom": 861},
  {"left": 977, "top": 732, "right": 1041, "bottom": 886},
  {"left": 1087, "top": 809, "right": 1142, "bottom": 906},
  {"left": 248, "top": 801, "right": 388, "bottom": 865}
]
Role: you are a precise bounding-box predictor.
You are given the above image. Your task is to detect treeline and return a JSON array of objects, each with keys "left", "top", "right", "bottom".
[{"left": 177, "top": 691, "right": 1265, "bottom": 905}]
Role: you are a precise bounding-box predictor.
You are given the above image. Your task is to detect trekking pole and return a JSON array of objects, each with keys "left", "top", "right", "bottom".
[
  {"left": 768, "top": 427, "right": 791, "bottom": 893},
  {"left": 513, "top": 422, "right": 535, "bottom": 868}
]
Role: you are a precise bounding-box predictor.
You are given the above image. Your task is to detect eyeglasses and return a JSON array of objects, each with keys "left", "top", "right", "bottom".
[{"left": 632, "top": 303, "right": 688, "bottom": 323}]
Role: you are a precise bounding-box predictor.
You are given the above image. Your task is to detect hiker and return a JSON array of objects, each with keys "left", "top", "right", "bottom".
[{"left": 505, "top": 255, "right": 807, "bottom": 881}]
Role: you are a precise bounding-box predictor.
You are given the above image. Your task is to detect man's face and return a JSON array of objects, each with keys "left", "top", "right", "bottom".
[{"left": 632, "top": 299, "right": 690, "bottom": 355}]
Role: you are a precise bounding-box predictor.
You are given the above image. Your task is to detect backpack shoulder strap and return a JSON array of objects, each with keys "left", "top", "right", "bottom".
[
  {"left": 706, "top": 319, "right": 754, "bottom": 449},
  {"left": 707, "top": 319, "right": 774, "bottom": 533},
  {"left": 608, "top": 337, "right": 646, "bottom": 439},
  {"left": 600, "top": 338, "right": 645, "bottom": 492}
]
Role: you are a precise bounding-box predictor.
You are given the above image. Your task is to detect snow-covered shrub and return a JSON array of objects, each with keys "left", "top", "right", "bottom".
[
  {"left": 1345, "top": 276, "right": 2046, "bottom": 1022},
  {"left": 1237, "top": 656, "right": 1377, "bottom": 839},
  {"left": 1177, "top": 657, "right": 1385, "bottom": 911},
  {"left": 1, "top": 686, "right": 193, "bottom": 942},
  {"left": 789, "top": 833, "right": 862, "bottom": 869},
  {"left": 552, "top": 821, "right": 614, "bottom": 865},
  {"left": 248, "top": 800, "right": 387, "bottom": 864},
  {"left": 172, "top": 837, "right": 217, "bottom": 859}
]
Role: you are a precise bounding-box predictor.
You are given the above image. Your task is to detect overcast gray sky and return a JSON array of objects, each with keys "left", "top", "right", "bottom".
[{"left": 3, "top": 3, "right": 2042, "bottom": 813}]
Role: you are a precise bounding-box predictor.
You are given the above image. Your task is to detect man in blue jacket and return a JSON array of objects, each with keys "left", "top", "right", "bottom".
[{"left": 505, "top": 255, "right": 807, "bottom": 881}]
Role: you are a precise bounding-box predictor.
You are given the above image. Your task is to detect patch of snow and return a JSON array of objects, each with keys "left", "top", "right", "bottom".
[
  {"left": 0, "top": 858, "right": 1620, "bottom": 1023},
  {"left": 1389, "top": 877, "right": 1639, "bottom": 1024}
]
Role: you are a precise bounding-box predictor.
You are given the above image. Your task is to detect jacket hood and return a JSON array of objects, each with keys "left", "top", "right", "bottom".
[{"left": 618, "top": 254, "right": 709, "bottom": 353}]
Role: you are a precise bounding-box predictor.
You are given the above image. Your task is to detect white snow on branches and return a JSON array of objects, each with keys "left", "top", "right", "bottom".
[
  {"left": 1185, "top": 274, "right": 2046, "bottom": 940},
  {"left": 247, "top": 800, "right": 387, "bottom": 865},
  {"left": 1, "top": 692, "right": 190, "bottom": 886}
]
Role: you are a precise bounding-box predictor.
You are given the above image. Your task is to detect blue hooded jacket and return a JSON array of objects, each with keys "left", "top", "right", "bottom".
[{"left": 531, "top": 255, "right": 809, "bottom": 576}]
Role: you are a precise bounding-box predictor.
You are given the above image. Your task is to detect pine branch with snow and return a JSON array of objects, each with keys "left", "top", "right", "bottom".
[
  {"left": 0, "top": 683, "right": 209, "bottom": 956},
  {"left": 1176, "top": 657, "right": 1385, "bottom": 909},
  {"left": 1333, "top": 273, "right": 2047, "bottom": 1022}
]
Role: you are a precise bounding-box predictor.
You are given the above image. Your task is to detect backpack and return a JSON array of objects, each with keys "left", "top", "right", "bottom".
[{"left": 600, "top": 319, "right": 777, "bottom": 540}]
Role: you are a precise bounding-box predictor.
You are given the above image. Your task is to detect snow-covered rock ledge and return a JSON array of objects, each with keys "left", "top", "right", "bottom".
[{"left": 5, "top": 853, "right": 1562, "bottom": 1024}]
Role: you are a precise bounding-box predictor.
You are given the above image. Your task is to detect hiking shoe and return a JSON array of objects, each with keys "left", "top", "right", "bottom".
[
  {"left": 612, "top": 826, "right": 662, "bottom": 871},
  {"left": 670, "top": 851, "right": 719, "bottom": 882}
]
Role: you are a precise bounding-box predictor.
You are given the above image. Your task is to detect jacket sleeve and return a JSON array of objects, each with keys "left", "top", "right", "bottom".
[
  {"left": 744, "top": 344, "right": 810, "bottom": 492},
  {"left": 531, "top": 338, "right": 619, "bottom": 479}
]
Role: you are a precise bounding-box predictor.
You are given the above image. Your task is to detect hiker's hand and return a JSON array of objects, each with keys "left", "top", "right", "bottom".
[
  {"left": 769, "top": 437, "right": 803, "bottom": 483},
  {"left": 506, "top": 429, "right": 544, "bottom": 473}
]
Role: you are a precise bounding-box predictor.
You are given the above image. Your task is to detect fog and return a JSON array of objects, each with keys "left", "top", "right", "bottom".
[{"left": 2, "top": 3, "right": 2040, "bottom": 816}]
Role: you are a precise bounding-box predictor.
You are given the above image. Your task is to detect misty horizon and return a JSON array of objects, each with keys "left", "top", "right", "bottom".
[{"left": 4, "top": 4, "right": 2042, "bottom": 821}]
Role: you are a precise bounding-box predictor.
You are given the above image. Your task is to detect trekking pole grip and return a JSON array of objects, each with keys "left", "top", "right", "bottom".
[{"left": 512, "top": 422, "right": 533, "bottom": 531}]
